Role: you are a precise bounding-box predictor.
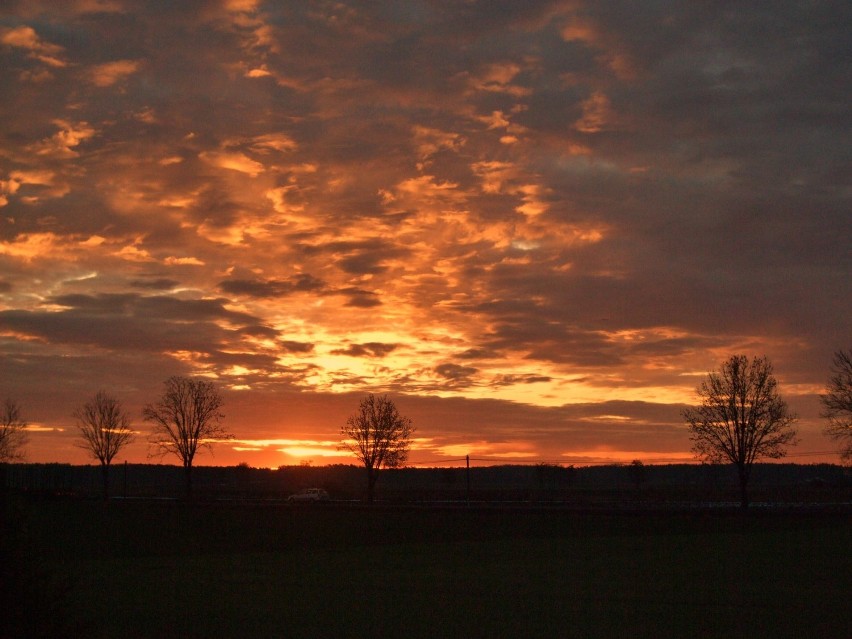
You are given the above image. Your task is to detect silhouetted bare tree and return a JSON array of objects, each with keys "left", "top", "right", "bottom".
[
  {"left": 628, "top": 459, "right": 646, "bottom": 491},
  {"left": 820, "top": 348, "right": 852, "bottom": 463},
  {"left": 340, "top": 394, "right": 414, "bottom": 502},
  {"left": 0, "top": 398, "right": 28, "bottom": 462},
  {"left": 683, "top": 355, "right": 798, "bottom": 507},
  {"left": 143, "top": 376, "right": 231, "bottom": 497},
  {"left": 74, "top": 391, "right": 134, "bottom": 498}
]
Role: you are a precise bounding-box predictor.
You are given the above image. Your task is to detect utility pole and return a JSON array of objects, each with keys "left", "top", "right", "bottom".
[{"left": 466, "top": 454, "right": 470, "bottom": 506}]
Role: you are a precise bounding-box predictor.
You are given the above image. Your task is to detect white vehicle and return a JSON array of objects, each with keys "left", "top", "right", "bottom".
[{"left": 287, "top": 488, "right": 330, "bottom": 503}]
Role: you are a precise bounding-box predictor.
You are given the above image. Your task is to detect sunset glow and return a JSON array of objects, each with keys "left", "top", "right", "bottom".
[{"left": 1, "top": 1, "right": 849, "bottom": 468}]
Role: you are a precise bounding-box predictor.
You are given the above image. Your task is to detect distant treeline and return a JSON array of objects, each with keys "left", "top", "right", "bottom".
[{"left": 2, "top": 462, "right": 849, "bottom": 504}]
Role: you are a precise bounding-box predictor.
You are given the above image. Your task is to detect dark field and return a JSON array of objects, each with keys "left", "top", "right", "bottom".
[{"left": 10, "top": 499, "right": 852, "bottom": 638}]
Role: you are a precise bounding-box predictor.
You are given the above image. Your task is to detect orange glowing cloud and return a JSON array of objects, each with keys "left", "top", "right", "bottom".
[
  {"left": 1, "top": 25, "right": 67, "bottom": 68},
  {"left": 574, "top": 91, "right": 617, "bottom": 133},
  {"left": 200, "top": 150, "right": 266, "bottom": 176},
  {"left": 30, "top": 120, "right": 96, "bottom": 159},
  {"left": 88, "top": 59, "right": 142, "bottom": 87}
]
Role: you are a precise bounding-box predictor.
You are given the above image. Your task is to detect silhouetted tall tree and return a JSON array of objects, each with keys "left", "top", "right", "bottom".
[
  {"left": 340, "top": 394, "right": 414, "bottom": 502},
  {"left": 74, "top": 390, "right": 134, "bottom": 499},
  {"left": 143, "top": 376, "right": 231, "bottom": 497},
  {"left": 0, "top": 398, "right": 27, "bottom": 462},
  {"left": 628, "top": 459, "right": 646, "bottom": 491},
  {"left": 683, "top": 355, "right": 797, "bottom": 508},
  {"left": 820, "top": 348, "right": 852, "bottom": 463}
]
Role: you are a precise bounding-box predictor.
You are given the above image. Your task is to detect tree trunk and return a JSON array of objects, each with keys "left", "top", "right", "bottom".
[
  {"left": 184, "top": 463, "right": 193, "bottom": 500},
  {"left": 366, "top": 466, "right": 377, "bottom": 503},
  {"left": 101, "top": 463, "right": 110, "bottom": 500},
  {"left": 737, "top": 465, "right": 749, "bottom": 509}
]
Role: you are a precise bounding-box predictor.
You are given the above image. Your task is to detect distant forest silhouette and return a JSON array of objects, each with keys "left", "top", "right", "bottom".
[{"left": 2, "top": 461, "right": 848, "bottom": 505}]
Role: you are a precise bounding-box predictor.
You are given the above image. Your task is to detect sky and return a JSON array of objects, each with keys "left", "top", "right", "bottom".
[{"left": 1, "top": 0, "right": 850, "bottom": 469}]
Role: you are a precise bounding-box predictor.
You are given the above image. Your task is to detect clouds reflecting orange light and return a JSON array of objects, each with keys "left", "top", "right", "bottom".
[{"left": 1, "top": 1, "right": 849, "bottom": 468}]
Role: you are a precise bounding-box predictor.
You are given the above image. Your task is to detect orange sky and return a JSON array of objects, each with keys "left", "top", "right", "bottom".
[{"left": 1, "top": 1, "right": 849, "bottom": 468}]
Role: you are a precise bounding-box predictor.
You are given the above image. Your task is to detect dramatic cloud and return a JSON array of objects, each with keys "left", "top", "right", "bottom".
[
  {"left": 332, "top": 343, "right": 398, "bottom": 358},
  {"left": 0, "top": 1, "right": 849, "bottom": 467}
]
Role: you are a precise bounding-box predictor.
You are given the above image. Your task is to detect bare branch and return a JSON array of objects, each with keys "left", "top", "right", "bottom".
[
  {"left": 143, "top": 376, "right": 231, "bottom": 496},
  {"left": 0, "top": 398, "right": 28, "bottom": 462},
  {"left": 820, "top": 348, "right": 852, "bottom": 462},
  {"left": 340, "top": 394, "right": 414, "bottom": 502},
  {"left": 74, "top": 390, "right": 135, "bottom": 498},
  {"left": 74, "top": 390, "right": 135, "bottom": 466},
  {"left": 683, "top": 355, "right": 797, "bottom": 507}
]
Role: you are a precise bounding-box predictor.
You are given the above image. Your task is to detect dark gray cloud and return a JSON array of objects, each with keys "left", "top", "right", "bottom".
[
  {"left": 332, "top": 342, "right": 398, "bottom": 358},
  {"left": 48, "top": 293, "right": 258, "bottom": 324},
  {"left": 341, "top": 289, "right": 382, "bottom": 308},
  {"left": 0, "top": 293, "right": 281, "bottom": 379},
  {"left": 236, "top": 325, "right": 280, "bottom": 339},
  {"left": 129, "top": 278, "right": 180, "bottom": 290},
  {"left": 435, "top": 363, "right": 479, "bottom": 383},
  {"left": 492, "top": 374, "right": 553, "bottom": 387},
  {"left": 278, "top": 340, "right": 315, "bottom": 354},
  {"left": 0, "top": 308, "right": 223, "bottom": 353},
  {"left": 219, "top": 274, "right": 326, "bottom": 298}
]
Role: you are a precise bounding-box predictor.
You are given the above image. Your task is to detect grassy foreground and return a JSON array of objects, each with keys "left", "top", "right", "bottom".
[{"left": 15, "top": 500, "right": 852, "bottom": 638}]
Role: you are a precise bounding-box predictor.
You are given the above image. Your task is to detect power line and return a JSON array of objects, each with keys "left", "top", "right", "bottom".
[
  {"left": 406, "top": 451, "right": 843, "bottom": 467},
  {"left": 785, "top": 450, "right": 841, "bottom": 458},
  {"left": 407, "top": 457, "right": 468, "bottom": 466}
]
